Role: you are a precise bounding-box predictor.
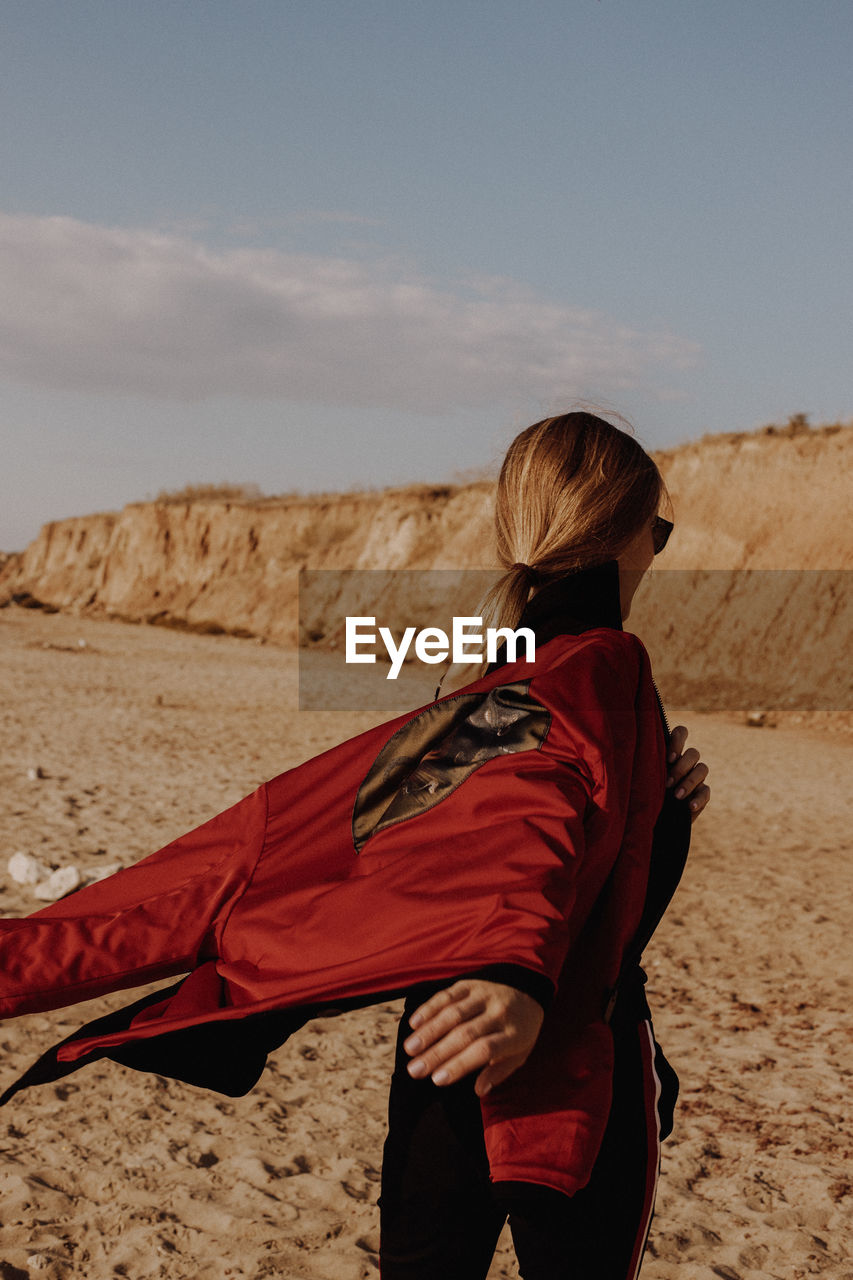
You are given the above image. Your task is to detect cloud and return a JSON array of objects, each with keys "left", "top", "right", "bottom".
[
  {"left": 226, "top": 210, "right": 387, "bottom": 237},
  {"left": 0, "top": 213, "right": 699, "bottom": 410}
]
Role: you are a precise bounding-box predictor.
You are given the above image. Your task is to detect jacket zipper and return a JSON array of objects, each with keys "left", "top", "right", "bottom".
[{"left": 651, "top": 677, "right": 672, "bottom": 740}]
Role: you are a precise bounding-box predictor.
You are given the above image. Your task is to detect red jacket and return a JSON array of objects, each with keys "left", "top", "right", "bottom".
[{"left": 1, "top": 624, "right": 671, "bottom": 1196}]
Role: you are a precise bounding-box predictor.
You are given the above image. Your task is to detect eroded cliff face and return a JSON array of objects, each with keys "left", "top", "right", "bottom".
[
  {"left": 0, "top": 483, "right": 497, "bottom": 645},
  {"left": 1, "top": 426, "right": 850, "bottom": 708},
  {"left": 653, "top": 425, "right": 852, "bottom": 570}
]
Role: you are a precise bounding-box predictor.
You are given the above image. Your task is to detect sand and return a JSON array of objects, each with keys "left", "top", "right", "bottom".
[{"left": 1, "top": 606, "right": 851, "bottom": 1279}]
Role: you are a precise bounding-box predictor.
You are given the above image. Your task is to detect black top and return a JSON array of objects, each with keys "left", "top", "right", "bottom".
[{"left": 490, "top": 559, "right": 624, "bottom": 667}]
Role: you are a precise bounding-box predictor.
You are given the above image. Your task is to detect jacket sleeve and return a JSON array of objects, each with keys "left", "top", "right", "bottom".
[
  {"left": 0, "top": 784, "right": 268, "bottom": 1020},
  {"left": 0, "top": 632, "right": 650, "bottom": 1032}
]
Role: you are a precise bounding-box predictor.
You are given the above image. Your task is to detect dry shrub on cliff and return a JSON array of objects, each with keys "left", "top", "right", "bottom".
[
  {"left": 155, "top": 482, "right": 265, "bottom": 504},
  {"left": 699, "top": 414, "right": 851, "bottom": 447},
  {"left": 152, "top": 478, "right": 496, "bottom": 511}
]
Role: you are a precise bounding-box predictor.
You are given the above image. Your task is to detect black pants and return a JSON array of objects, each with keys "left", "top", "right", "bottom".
[{"left": 379, "top": 1008, "right": 678, "bottom": 1280}]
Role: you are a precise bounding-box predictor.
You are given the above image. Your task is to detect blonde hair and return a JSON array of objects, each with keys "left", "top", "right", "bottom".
[
  {"left": 432, "top": 409, "right": 666, "bottom": 696},
  {"left": 438, "top": 411, "right": 663, "bottom": 692}
]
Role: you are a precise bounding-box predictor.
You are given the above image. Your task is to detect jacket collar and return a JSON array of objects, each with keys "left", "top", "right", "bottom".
[{"left": 487, "top": 560, "right": 622, "bottom": 672}]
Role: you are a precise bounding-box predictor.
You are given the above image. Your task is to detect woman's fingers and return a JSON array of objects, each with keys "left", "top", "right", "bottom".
[
  {"left": 687, "top": 782, "right": 711, "bottom": 821},
  {"left": 404, "top": 981, "right": 544, "bottom": 1088},
  {"left": 408, "top": 1024, "right": 502, "bottom": 1085},
  {"left": 403, "top": 984, "right": 482, "bottom": 1054},
  {"left": 667, "top": 724, "right": 688, "bottom": 763},
  {"left": 672, "top": 759, "right": 709, "bottom": 799},
  {"left": 406, "top": 995, "right": 515, "bottom": 1075},
  {"left": 666, "top": 724, "right": 711, "bottom": 821},
  {"left": 669, "top": 757, "right": 711, "bottom": 818},
  {"left": 667, "top": 746, "right": 700, "bottom": 787},
  {"left": 404, "top": 1002, "right": 489, "bottom": 1062},
  {"left": 407, "top": 981, "right": 471, "bottom": 1032}
]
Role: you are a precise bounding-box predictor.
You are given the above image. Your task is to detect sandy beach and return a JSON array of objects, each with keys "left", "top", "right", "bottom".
[{"left": 1, "top": 606, "right": 851, "bottom": 1279}]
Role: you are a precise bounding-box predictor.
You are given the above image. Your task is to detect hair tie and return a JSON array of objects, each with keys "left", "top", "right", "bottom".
[{"left": 510, "top": 561, "right": 539, "bottom": 585}]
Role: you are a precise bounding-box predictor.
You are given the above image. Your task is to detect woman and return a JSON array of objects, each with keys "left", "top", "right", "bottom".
[
  {"left": 0, "top": 411, "right": 708, "bottom": 1279},
  {"left": 379, "top": 411, "right": 710, "bottom": 1279}
]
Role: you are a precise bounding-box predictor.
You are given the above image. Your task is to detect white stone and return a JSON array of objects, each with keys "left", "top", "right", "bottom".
[
  {"left": 8, "top": 851, "right": 51, "bottom": 885},
  {"left": 33, "top": 865, "right": 82, "bottom": 901}
]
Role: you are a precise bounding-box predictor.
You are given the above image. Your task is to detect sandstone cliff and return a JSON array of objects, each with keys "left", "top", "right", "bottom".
[
  {"left": 2, "top": 424, "right": 850, "bottom": 710},
  {"left": 0, "top": 481, "right": 497, "bottom": 644},
  {"left": 652, "top": 423, "right": 852, "bottom": 570}
]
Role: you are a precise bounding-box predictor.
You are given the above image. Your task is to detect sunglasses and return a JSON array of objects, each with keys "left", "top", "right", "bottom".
[{"left": 652, "top": 516, "right": 674, "bottom": 555}]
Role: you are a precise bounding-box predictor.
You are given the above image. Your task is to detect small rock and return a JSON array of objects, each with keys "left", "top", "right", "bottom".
[
  {"left": 746, "top": 710, "right": 767, "bottom": 727},
  {"left": 8, "top": 851, "right": 52, "bottom": 885},
  {"left": 26, "top": 1254, "right": 70, "bottom": 1273},
  {"left": 26, "top": 765, "right": 48, "bottom": 781},
  {"left": 33, "top": 866, "right": 82, "bottom": 901},
  {"left": 78, "top": 638, "right": 87, "bottom": 648}
]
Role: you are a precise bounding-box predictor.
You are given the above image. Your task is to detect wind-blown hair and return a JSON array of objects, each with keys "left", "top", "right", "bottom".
[{"left": 474, "top": 411, "right": 663, "bottom": 670}]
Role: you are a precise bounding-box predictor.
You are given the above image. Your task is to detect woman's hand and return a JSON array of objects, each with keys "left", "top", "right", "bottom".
[
  {"left": 667, "top": 725, "right": 710, "bottom": 822},
  {"left": 403, "top": 979, "right": 545, "bottom": 1098}
]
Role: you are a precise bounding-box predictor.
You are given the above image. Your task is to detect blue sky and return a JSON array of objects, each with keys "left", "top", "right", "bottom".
[{"left": 1, "top": 0, "right": 850, "bottom": 549}]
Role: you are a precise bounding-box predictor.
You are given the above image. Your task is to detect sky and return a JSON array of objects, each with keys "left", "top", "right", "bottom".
[{"left": 1, "top": 0, "right": 851, "bottom": 550}]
